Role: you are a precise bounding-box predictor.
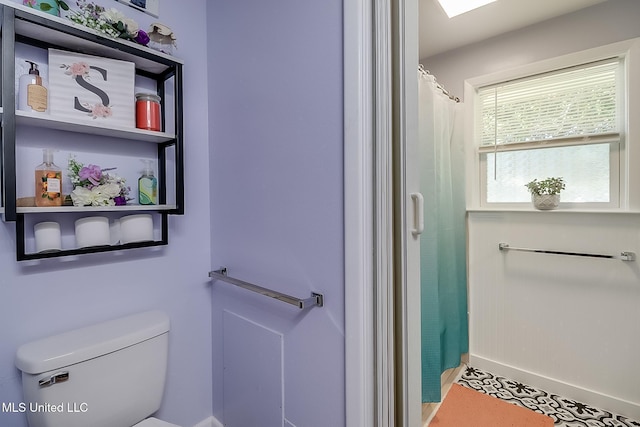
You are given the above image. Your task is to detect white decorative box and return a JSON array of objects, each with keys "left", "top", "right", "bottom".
[{"left": 48, "top": 49, "right": 135, "bottom": 128}]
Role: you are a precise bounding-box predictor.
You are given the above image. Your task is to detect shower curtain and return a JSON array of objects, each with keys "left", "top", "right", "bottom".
[{"left": 418, "top": 68, "right": 469, "bottom": 403}]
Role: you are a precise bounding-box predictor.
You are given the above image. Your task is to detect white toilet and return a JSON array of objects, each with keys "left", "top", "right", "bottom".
[{"left": 15, "top": 310, "right": 181, "bottom": 427}]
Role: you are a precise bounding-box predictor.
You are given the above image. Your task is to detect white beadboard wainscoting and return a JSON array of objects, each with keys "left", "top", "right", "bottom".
[{"left": 467, "top": 211, "right": 640, "bottom": 419}]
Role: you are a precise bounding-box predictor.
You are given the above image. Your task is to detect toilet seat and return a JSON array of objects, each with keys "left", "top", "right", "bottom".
[{"left": 133, "top": 417, "right": 182, "bottom": 427}]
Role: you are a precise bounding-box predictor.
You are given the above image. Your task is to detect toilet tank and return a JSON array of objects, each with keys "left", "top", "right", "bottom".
[{"left": 15, "top": 311, "right": 170, "bottom": 427}]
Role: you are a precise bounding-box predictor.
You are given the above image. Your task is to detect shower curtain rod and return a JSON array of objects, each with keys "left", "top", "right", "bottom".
[{"left": 418, "top": 65, "right": 460, "bottom": 102}]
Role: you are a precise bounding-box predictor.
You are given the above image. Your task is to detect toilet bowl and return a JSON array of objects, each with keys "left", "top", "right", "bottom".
[{"left": 15, "top": 311, "right": 182, "bottom": 427}]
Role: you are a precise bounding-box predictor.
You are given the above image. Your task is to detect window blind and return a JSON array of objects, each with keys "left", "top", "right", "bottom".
[{"left": 479, "top": 59, "right": 620, "bottom": 148}]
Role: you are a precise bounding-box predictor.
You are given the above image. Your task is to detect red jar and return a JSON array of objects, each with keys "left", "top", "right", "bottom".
[{"left": 135, "top": 93, "right": 161, "bottom": 131}]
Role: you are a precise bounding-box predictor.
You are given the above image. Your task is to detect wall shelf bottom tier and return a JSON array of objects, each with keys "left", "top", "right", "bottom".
[
  {"left": 16, "top": 212, "right": 168, "bottom": 261},
  {"left": 17, "top": 239, "right": 168, "bottom": 261}
]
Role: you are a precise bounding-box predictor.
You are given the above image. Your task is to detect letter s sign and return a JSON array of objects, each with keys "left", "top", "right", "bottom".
[{"left": 73, "top": 66, "right": 110, "bottom": 112}]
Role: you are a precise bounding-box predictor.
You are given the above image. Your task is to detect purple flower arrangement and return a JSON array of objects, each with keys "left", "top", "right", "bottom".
[{"left": 68, "top": 156, "right": 131, "bottom": 206}]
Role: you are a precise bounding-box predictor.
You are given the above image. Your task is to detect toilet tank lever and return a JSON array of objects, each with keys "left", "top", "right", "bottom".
[{"left": 39, "top": 371, "right": 69, "bottom": 388}]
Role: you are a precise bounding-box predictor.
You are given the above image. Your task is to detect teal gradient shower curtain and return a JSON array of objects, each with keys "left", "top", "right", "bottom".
[{"left": 418, "top": 69, "right": 469, "bottom": 403}]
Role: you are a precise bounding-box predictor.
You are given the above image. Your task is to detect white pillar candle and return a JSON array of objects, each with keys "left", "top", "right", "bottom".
[
  {"left": 34, "top": 222, "right": 62, "bottom": 253},
  {"left": 75, "top": 216, "right": 110, "bottom": 248},
  {"left": 120, "top": 214, "right": 154, "bottom": 244}
]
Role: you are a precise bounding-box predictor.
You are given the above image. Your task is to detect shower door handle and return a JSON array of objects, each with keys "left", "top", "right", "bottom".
[{"left": 410, "top": 192, "right": 424, "bottom": 236}]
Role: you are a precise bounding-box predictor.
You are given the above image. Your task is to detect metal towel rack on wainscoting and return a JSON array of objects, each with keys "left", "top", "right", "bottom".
[
  {"left": 498, "top": 243, "right": 636, "bottom": 261},
  {"left": 208, "top": 267, "right": 324, "bottom": 310}
]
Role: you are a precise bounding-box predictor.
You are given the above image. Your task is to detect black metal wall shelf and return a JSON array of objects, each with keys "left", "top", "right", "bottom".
[{"left": 0, "top": 1, "right": 184, "bottom": 261}]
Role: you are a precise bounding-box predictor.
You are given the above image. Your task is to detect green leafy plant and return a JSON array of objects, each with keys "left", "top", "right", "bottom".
[
  {"left": 525, "top": 177, "right": 565, "bottom": 196},
  {"left": 53, "top": 0, "right": 69, "bottom": 11}
]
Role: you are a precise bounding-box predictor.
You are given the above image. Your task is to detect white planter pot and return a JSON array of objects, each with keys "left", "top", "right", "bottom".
[{"left": 532, "top": 194, "right": 560, "bottom": 210}]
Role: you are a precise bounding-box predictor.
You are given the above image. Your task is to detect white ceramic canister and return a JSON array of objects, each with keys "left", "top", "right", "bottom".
[
  {"left": 119, "top": 214, "right": 154, "bottom": 244},
  {"left": 75, "top": 216, "right": 110, "bottom": 248},
  {"left": 34, "top": 221, "right": 62, "bottom": 253}
]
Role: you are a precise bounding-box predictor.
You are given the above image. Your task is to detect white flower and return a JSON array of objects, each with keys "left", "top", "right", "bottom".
[
  {"left": 71, "top": 183, "right": 121, "bottom": 207},
  {"left": 100, "top": 8, "right": 138, "bottom": 36},
  {"left": 121, "top": 17, "right": 139, "bottom": 36},
  {"left": 100, "top": 8, "right": 126, "bottom": 23}
]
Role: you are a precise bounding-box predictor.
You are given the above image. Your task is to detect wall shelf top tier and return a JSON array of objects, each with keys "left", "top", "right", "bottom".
[{"left": 0, "top": 0, "right": 183, "bottom": 75}]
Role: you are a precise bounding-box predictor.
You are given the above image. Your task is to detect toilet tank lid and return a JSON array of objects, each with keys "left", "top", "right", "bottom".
[{"left": 16, "top": 311, "right": 170, "bottom": 374}]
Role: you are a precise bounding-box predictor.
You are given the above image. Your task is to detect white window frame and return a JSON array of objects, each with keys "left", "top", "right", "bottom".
[{"left": 464, "top": 38, "right": 640, "bottom": 211}]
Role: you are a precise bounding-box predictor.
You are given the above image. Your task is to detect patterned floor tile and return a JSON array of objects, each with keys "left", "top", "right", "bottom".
[{"left": 457, "top": 366, "right": 640, "bottom": 427}]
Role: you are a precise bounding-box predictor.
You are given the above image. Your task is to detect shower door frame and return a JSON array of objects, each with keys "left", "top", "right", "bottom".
[{"left": 344, "top": 0, "right": 422, "bottom": 425}]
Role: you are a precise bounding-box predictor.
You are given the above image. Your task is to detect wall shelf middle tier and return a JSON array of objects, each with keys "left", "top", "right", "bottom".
[{"left": 14, "top": 111, "right": 176, "bottom": 144}]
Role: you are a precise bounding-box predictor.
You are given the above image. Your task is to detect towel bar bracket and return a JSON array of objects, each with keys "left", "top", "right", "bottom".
[
  {"left": 620, "top": 251, "right": 636, "bottom": 261},
  {"left": 303, "top": 293, "right": 324, "bottom": 309}
]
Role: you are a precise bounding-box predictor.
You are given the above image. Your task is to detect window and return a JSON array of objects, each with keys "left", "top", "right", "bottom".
[{"left": 474, "top": 57, "right": 624, "bottom": 208}]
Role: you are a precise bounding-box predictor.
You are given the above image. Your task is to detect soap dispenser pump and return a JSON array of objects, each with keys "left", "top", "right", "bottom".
[
  {"left": 35, "top": 149, "right": 62, "bottom": 207},
  {"left": 138, "top": 160, "right": 157, "bottom": 205},
  {"left": 19, "top": 60, "right": 48, "bottom": 113}
]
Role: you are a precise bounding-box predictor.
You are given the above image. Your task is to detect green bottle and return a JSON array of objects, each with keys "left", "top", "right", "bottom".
[{"left": 138, "top": 160, "right": 157, "bottom": 205}]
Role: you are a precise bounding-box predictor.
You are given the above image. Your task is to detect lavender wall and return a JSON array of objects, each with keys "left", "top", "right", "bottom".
[
  {"left": 207, "top": 0, "right": 345, "bottom": 426},
  {"left": 0, "top": 1, "right": 212, "bottom": 426}
]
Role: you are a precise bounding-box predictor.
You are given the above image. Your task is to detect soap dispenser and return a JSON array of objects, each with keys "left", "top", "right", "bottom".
[
  {"left": 19, "top": 60, "right": 48, "bottom": 113},
  {"left": 35, "top": 149, "right": 62, "bottom": 207},
  {"left": 138, "top": 160, "right": 157, "bottom": 205}
]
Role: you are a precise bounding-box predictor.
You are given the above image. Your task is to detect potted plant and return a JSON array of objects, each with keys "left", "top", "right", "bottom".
[{"left": 525, "top": 177, "right": 565, "bottom": 210}]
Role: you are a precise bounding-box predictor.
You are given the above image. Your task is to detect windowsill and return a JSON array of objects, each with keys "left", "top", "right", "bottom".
[{"left": 467, "top": 207, "right": 640, "bottom": 214}]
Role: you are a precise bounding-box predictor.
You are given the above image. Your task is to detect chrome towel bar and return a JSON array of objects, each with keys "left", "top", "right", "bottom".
[
  {"left": 498, "top": 243, "right": 636, "bottom": 261},
  {"left": 208, "top": 267, "right": 324, "bottom": 310}
]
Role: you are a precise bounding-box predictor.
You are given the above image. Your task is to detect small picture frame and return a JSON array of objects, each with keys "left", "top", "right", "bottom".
[{"left": 116, "top": 0, "right": 159, "bottom": 18}]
